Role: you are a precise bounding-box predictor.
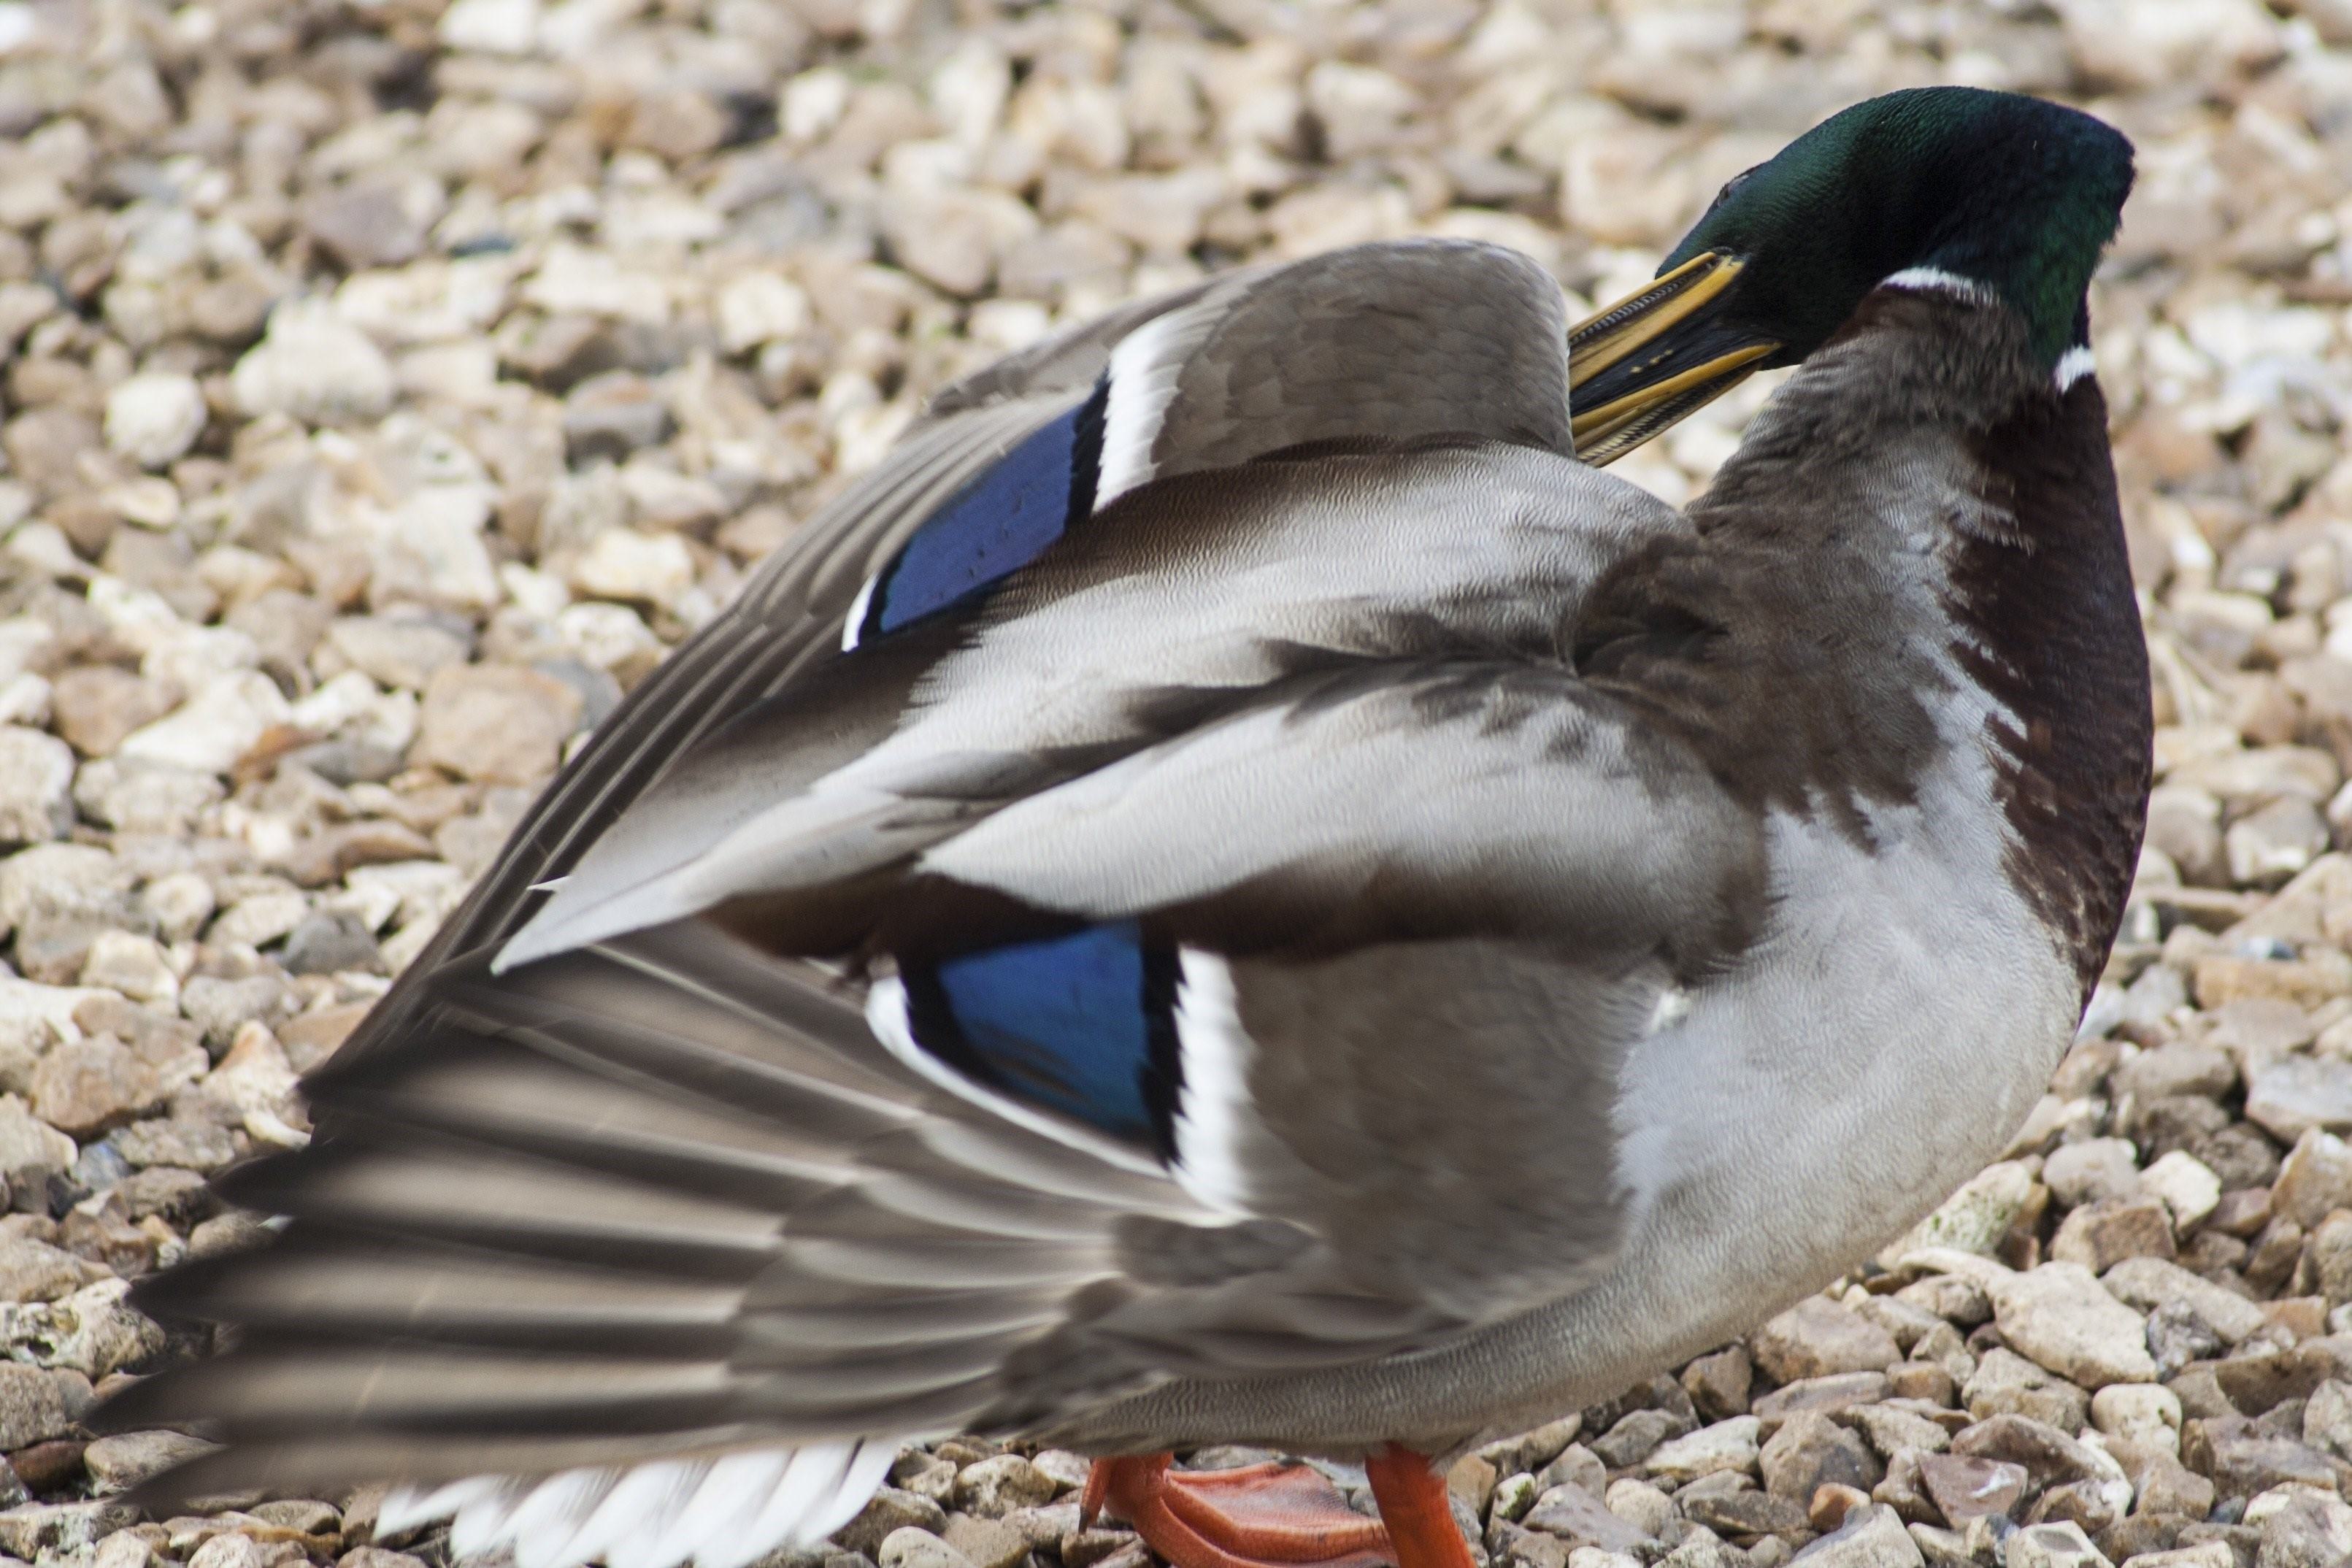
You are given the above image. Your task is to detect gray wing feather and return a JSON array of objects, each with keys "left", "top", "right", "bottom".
[{"left": 509, "top": 439, "right": 1685, "bottom": 964}]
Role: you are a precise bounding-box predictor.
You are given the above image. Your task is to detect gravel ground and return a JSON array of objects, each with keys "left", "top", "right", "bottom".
[{"left": 0, "top": 1, "right": 2340, "bottom": 1567}]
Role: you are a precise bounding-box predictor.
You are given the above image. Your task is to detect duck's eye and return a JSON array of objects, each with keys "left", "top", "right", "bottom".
[{"left": 1710, "top": 167, "right": 1759, "bottom": 212}]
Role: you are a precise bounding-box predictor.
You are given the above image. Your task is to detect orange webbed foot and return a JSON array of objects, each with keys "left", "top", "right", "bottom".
[{"left": 1084, "top": 1448, "right": 1474, "bottom": 1568}]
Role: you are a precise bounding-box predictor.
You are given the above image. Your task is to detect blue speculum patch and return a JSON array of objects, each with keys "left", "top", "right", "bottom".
[
  {"left": 900, "top": 921, "right": 1181, "bottom": 1156},
  {"left": 855, "top": 379, "right": 1109, "bottom": 642}
]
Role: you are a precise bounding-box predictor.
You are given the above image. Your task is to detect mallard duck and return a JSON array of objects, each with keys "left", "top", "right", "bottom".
[{"left": 111, "top": 85, "right": 2150, "bottom": 1568}]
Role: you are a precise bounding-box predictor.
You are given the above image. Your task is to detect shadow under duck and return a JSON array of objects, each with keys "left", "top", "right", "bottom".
[{"left": 109, "top": 85, "right": 2150, "bottom": 1568}]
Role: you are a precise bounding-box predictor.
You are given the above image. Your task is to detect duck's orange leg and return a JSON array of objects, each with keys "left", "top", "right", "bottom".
[
  {"left": 1361, "top": 1448, "right": 1477, "bottom": 1568},
  {"left": 1083, "top": 1448, "right": 1473, "bottom": 1568}
]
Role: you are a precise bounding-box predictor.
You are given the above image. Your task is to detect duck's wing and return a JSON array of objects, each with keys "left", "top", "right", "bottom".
[
  {"left": 113, "top": 243, "right": 1745, "bottom": 1565},
  {"left": 331, "top": 235, "right": 1580, "bottom": 1072}
]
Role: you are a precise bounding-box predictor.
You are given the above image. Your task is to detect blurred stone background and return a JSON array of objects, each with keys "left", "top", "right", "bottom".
[{"left": 0, "top": 0, "right": 2344, "bottom": 1565}]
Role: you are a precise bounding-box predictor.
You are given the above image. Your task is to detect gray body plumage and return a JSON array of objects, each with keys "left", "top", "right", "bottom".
[{"left": 115, "top": 241, "right": 2149, "bottom": 1568}]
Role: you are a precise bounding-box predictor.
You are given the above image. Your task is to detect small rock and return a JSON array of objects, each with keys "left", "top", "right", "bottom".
[
  {"left": 954, "top": 1454, "right": 1056, "bottom": 1518},
  {"left": 188, "top": 1534, "right": 267, "bottom": 1568},
  {"left": 0, "top": 1279, "right": 166, "bottom": 1377},
  {"left": 716, "top": 272, "right": 812, "bottom": 354},
  {"left": 413, "top": 663, "right": 584, "bottom": 786},
  {"left": 2306, "top": 1378, "right": 2352, "bottom": 1462},
  {"left": 2242, "top": 1483, "right": 2352, "bottom": 1567},
  {"left": 1988, "top": 1263, "right": 2159, "bottom": 1388},
  {"left": 1677, "top": 1486, "right": 1808, "bottom": 1539},
  {"left": 1523, "top": 1483, "right": 1656, "bottom": 1554},
  {"left": 2093, "top": 1383, "right": 2183, "bottom": 1450},
  {"left": 0, "top": 727, "right": 71, "bottom": 845},
  {"left": 837, "top": 1490, "right": 951, "bottom": 1557},
  {"left": 438, "top": 0, "right": 537, "bottom": 50},
  {"left": 1849, "top": 1404, "right": 1951, "bottom": 1459},
  {"left": 2275, "top": 1129, "right": 2352, "bottom": 1226},
  {"left": 2130, "top": 1448, "right": 2218, "bottom": 1520},
  {"left": 214, "top": 888, "right": 310, "bottom": 951},
  {"left": 2138, "top": 1152, "right": 2223, "bottom": 1231},
  {"left": 1540, "top": 1445, "right": 1607, "bottom": 1500},
  {"left": 1682, "top": 1347, "right": 1753, "bottom": 1421},
  {"left": 279, "top": 912, "right": 382, "bottom": 976},
  {"left": 1491, "top": 1472, "right": 1540, "bottom": 1525},
  {"left": 77, "top": 931, "right": 178, "bottom": 1007},
  {"left": 1761, "top": 1413, "right": 1883, "bottom": 1503},
  {"left": 2180, "top": 1415, "right": 2344, "bottom": 1499},
  {"left": 31, "top": 1034, "right": 171, "bottom": 1137},
  {"left": 1959, "top": 1345, "right": 2088, "bottom": 1430},
  {"left": 251, "top": 1500, "right": 339, "bottom": 1534},
  {"left": 1999, "top": 1521, "right": 2106, "bottom": 1568},
  {"left": 102, "top": 374, "right": 206, "bottom": 470},
  {"left": 51, "top": 668, "right": 178, "bottom": 760},
  {"left": 1480, "top": 1418, "right": 1586, "bottom": 1482},
  {"left": 188, "top": 1212, "right": 271, "bottom": 1261},
  {"left": 2043, "top": 1140, "right": 2145, "bottom": 1209},
  {"left": 2114, "top": 1540, "right": 2230, "bottom": 1568},
  {"left": 878, "top": 1529, "right": 975, "bottom": 1568},
  {"left": 1897, "top": 1274, "right": 1992, "bottom": 1329},
  {"left": 179, "top": 973, "right": 294, "bottom": 1053},
  {"left": 114, "top": 1164, "right": 210, "bottom": 1223},
  {"left": 1810, "top": 1480, "right": 1872, "bottom": 1533},
  {"left": 2248, "top": 1056, "right": 2352, "bottom": 1143},
  {"left": 563, "top": 372, "right": 674, "bottom": 463},
  {"left": 11, "top": 1436, "right": 87, "bottom": 1494},
  {"left": 118, "top": 671, "right": 291, "bottom": 776},
  {"left": 82, "top": 1429, "right": 214, "bottom": 1491},
  {"left": 0, "top": 1236, "right": 104, "bottom": 1302},
  {"left": 1912, "top": 1453, "right": 2026, "bottom": 1528},
  {"left": 325, "top": 615, "right": 472, "bottom": 693},
  {"left": 109, "top": 1116, "right": 237, "bottom": 1172},
  {"left": 2226, "top": 797, "right": 2330, "bottom": 888},
  {"left": 1756, "top": 1372, "right": 1894, "bottom": 1431},
  {"left": 1786, "top": 1503, "right": 1921, "bottom": 1567},
  {"left": 940, "top": 1516, "right": 1025, "bottom": 1568},
  {"left": 884, "top": 1467, "right": 950, "bottom": 1513},
  {"left": 0, "top": 1365, "right": 82, "bottom": 1450},
  {"left": 1883, "top": 1161, "right": 2039, "bottom": 1261},
  {"left": 1901, "top": 1522, "right": 1975, "bottom": 1568},
  {"left": 2051, "top": 1197, "right": 2176, "bottom": 1272},
  {"left": 303, "top": 180, "right": 431, "bottom": 272},
  {"left": 1888, "top": 1363, "right": 1956, "bottom": 1404},
  {"left": 1591, "top": 1408, "right": 1691, "bottom": 1468},
  {"left": 1604, "top": 1478, "right": 1675, "bottom": 1541},
  {"left": 999, "top": 1501, "right": 1078, "bottom": 1549},
  {"left": 1061, "top": 1529, "right": 1140, "bottom": 1568},
  {"left": 2211, "top": 1343, "right": 2336, "bottom": 1415},
  {"left": 2102, "top": 1256, "right": 2269, "bottom": 1345},
  {"left": 1449, "top": 1452, "right": 1496, "bottom": 1515},
  {"left": 74, "top": 758, "right": 225, "bottom": 837},
  {"left": 569, "top": 527, "right": 697, "bottom": 613},
  {"left": 0, "top": 1093, "right": 74, "bottom": 1188},
  {"left": 2117, "top": 1044, "right": 2236, "bottom": 1110},
  {"left": 231, "top": 300, "right": 394, "bottom": 426},
  {"left": 1753, "top": 1297, "right": 1902, "bottom": 1383},
  {"left": 1951, "top": 1414, "right": 2113, "bottom": 1489},
  {"left": 1646, "top": 1418, "right": 1759, "bottom": 1483}
]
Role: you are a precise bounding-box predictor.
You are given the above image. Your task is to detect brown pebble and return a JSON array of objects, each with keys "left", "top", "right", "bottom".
[
  {"left": 7, "top": 1438, "right": 85, "bottom": 1494},
  {"left": 1806, "top": 1483, "right": 1869, "bottom": 1532}
]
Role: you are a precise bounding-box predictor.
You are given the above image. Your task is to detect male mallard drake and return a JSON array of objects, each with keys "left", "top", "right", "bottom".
[{"left": 112, "top": 86, "right": 2150, "bottom": 1568}]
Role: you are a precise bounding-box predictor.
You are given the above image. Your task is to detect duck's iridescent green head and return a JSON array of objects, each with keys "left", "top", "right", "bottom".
[{"left": 1568, "top": 88, "right": 2134, "bottom": 465}]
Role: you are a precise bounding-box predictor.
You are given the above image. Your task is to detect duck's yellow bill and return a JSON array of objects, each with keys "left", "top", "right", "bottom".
[{"left": 1566, "top": 252, "right": 1783, "bottom": 467}]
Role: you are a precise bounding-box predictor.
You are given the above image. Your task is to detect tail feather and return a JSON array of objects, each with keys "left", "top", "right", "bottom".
[{"left": 384, "top": 1441, "right": 904, "bottom": 1568}]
